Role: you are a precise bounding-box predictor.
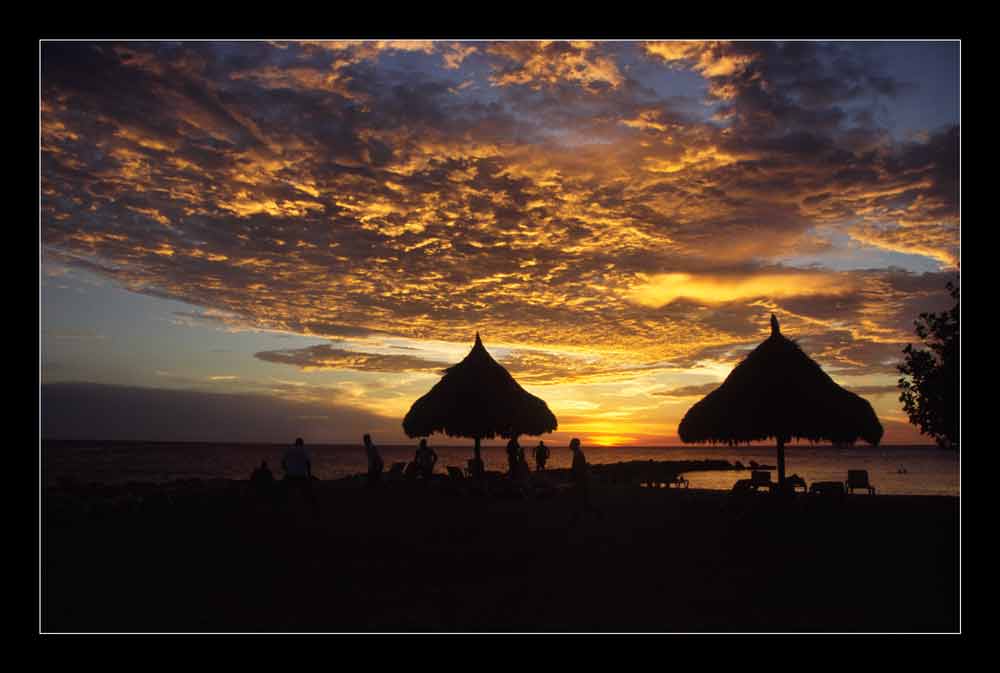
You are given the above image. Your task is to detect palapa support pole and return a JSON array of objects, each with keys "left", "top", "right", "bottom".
[
  {"left": 473, "top": 436, "right": 483, "bottom": 479},
  {"left": 777, "top": 436, "right": 786, "bottom": 487}
]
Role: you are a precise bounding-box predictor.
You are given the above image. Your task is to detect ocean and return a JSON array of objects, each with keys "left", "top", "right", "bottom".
[{"left": 41, "top": 439, "right": 960, "bottom": 496}]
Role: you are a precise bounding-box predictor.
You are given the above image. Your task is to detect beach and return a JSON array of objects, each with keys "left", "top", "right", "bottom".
[{"left": 42, "top": 469, "right": 959, "bottom": 632}]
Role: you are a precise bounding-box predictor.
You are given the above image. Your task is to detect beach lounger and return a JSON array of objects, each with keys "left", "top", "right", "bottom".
[
  {"left": 447, "top": 466, "right": 465, "bottom": 480},
  {"left": 667, "top": 474, "right": 689, "bottom": 488},
  {"left": 731, "top": 478, "right": 753, "bottom": 493},
  {"left": 786, "top": 474, "right": 807, "bottom": 493},
  {"left": 846, "top": 470, "right": 876, "bottom": 495},
  {"left": 809, "top": 481, "right": 845, "bottom": 498},
  {"left": 749, "top": 470, "right": 773, "bottom": 492}
]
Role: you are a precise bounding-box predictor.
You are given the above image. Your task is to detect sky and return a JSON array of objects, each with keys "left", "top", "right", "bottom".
[{"left": 40, "top": 40, "right": 960, "bottom": 446}]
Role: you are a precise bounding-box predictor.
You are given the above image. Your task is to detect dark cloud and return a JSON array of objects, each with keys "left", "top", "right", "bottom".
[
  {"left": 254, "top": 344, "right": 451, "bottom": 373},
  {"left": 653, "top": 382, "right": 722, "bottom": 398},
  {"left": 40, "top": 382, "right": 398, "bottom": 443}
]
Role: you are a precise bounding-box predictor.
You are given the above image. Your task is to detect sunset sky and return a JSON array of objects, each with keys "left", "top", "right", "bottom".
[{"left": 40, "top": 40, "right": 960, "bottom": 446}]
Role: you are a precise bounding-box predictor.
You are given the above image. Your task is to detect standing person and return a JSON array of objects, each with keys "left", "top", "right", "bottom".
[
  {"left": 533, "top": 441, "right": 550, "bottom": 472},
  {"left": 506, "top": 436, "right": 521, "bottom": 477},
  {"left": 282, "top": 437, "right": 316, "bottom": 506},
  {"left": 569, "top": 438, "right": 600, "bottom": 521},
  {"left": 468, "top": 454, "right": 485, "bottom": 480},
  {"left": 364, "top": 434, "right": 384, "bottom": 488},
  {"left": 415, "top": 438, "right": 438, "bottom": 480}
]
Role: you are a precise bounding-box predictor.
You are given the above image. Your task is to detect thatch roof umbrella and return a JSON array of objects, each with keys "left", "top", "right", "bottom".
[
  {"left": 402, "top": 333, "right": 558, "bottom": 474},
  {"left": 678, "top": 314, "right": 883, "bottom": 487}
]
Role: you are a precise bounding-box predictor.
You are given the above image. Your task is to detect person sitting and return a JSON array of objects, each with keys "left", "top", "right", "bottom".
[
  {"left": 534, "top": 441, "right": 550, "bottom": 471},
  {"left": 251, "top": 459, "right": 273, "bottom": 482},
  {"left": 414, "top": 439, "right": 438, "bottom": 480},
  {"left": 517, "top": 453, "right": 530, "bottom": 481},
  {"left": 364, "top": 434, "right": 384, "bottom": 488},
  {"left": 569, "top": 438, "right": 600, "bottom": 520},
  {"left": 250, "top": 460, "right": 274, "bottom": 496}
]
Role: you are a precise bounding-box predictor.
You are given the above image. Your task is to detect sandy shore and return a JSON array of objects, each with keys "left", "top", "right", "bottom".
[{"left": 42, "top": 470, "right": 959, "bottom": 632}]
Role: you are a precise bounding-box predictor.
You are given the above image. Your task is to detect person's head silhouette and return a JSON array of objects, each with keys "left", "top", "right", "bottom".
[
  {"left": 569, "top": 438, "right": 581, "bottom": 452},
  {"left": 363, "top": 433, "right": 372, "bottom": 448},
  {"left": 419, "top": 438, "right": 427, "bottom": 450},
  {"left": 295, "top": 437, "right": 304, "bottom": 447}
]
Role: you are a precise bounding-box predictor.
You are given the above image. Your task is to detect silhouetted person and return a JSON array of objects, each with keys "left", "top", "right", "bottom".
[
  {"left": 250, "top": 460, "right": 274, "bottom": 498},
  {"left": 517, "top": 451, "right": 531, "bottom": 481},
  {"left": 534, "top": 441, "right": 550, "bottom": 471},
  {"left": 506, "top": 437, "right": 523, "bottom": 477},
  {"left": 468, "top": 455, "right": 485, "bottom": 480},
  {"left": 282, "top": 437, "right": 316, "bottom": 506},
  {"left": 251, "top": 459, "right": 273, "bottom": 482},
  {"left": 414, "top": 438, "right": 438, "bottom": 480},
  {"left": 569, "top": 438, "right": 600, "bottom": 521},
  {"left": 364, "top": 434, "right": 384, "bottom": 488}
]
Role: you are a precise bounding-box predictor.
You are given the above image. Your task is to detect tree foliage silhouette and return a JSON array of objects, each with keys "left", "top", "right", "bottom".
[{"left": 898, "top": 282, "right": 959, "bottom": 449}]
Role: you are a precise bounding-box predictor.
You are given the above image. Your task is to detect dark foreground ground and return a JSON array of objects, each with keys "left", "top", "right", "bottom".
[{"left": 42, "top": 472, "right": 959, "bottom": 632}]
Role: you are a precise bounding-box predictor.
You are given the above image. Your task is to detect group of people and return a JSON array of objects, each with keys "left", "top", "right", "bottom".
[
  {"left": 505, "top": 437, "right": 550, "bottom": 479},
  {"left": 255, "top": 435, "right": 580, "bottom": 484},
  {"left": 252, "top": 435, "right": 598, "bottom": 517},
  {"left": 249, "top": 437, "right": 317, "bottom": 505},
  {"left": 362, "top": 434, "right": 556, "bottom": 486}
]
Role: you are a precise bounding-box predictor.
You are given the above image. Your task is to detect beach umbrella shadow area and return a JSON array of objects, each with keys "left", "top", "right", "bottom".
[
  {"left": 678, "top": 314, "right": 883, "bottom": 484},
  {"left": 402, "top": 333, "right": 557, "bottom": 463}
]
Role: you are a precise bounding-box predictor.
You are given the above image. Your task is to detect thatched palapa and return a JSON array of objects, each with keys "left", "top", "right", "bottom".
[
  {"left": 402, "top": 333, "right": 557, "bottom": 469},
  {"left": 678, "top": 314, "right": 883, "bottom": 486}
]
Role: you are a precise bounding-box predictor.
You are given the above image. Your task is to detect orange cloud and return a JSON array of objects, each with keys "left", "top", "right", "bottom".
[{"left": 627, "top": 272, "right": 856, "bottom": 308}]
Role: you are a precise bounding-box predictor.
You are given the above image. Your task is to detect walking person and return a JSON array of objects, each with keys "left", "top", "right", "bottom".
[
  {"left": 364, "top": 434, "right": 384, "bottom": 488},
  {"left": 533, "top": 440, "right": 550, "bottom": 472},
  {"left": 506, "top": 436, "right": 521, "bottom": 478}
]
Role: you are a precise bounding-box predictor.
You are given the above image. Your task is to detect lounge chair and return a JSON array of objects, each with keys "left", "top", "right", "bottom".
[
  {"left": 749, "top": 470, "right": 773, "bottom": 492},
  {"left": 809, "top": 481, "right": 845, "bottom": 498},
  {"left": 447, "top": 466, "right": 465, "bottom": 480},
  {"left": 846, "top": 470, "right": 876, "bottom": 495},
  {"left": 785, "top": 474, "right": 807, "bottom": 493},
  {"left": 667, "top": 474, "right": 689, "bottom": 489}
]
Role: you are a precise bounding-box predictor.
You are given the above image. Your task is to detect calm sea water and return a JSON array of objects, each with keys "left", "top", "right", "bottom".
[{"left": 42, "top": 440, "right": 959, "bottom": 496}]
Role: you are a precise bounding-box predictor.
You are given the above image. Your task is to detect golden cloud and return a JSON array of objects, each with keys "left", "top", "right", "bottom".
[{"left": 627, "top": 272, "right": 856, "bottom": 308}]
